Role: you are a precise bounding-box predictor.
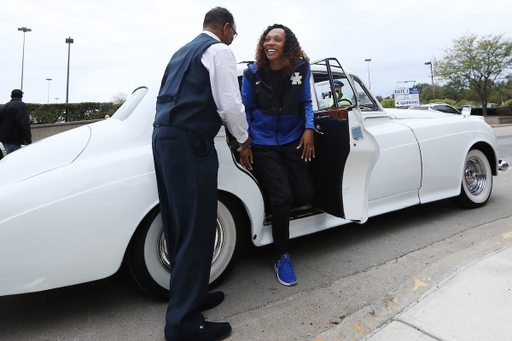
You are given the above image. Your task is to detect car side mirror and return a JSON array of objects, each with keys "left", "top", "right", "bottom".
[{"left": 461, "top": 107, "right": 471, "bottom": 118}]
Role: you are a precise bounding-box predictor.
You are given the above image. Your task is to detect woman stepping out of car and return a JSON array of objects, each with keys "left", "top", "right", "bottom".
[{"left": 240, "top": 24, "right": 315, "bottom": 286}]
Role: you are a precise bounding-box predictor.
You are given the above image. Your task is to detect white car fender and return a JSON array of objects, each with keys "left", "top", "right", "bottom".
[
  {"left": 215, "top": 134, "right": 266, "bottom": 246},
  {"left": 401, "top": 116, "right": 498, "bottom": 204}
]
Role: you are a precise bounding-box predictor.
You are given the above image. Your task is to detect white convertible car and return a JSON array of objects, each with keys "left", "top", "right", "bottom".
[{"left": 0, "top": 58, "right": 508, "bottom": 300}]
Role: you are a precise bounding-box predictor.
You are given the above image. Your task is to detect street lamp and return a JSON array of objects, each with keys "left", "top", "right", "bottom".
[
  {"left": 425, "top": 61, "right": 435, "bottom": 102},
  {"left": 364, "top": 59, "right": 371, "bottom": 89},
  {"left": 65, "top": 37, "right": 74, "bottom": 104},
  {"left": 46, "top": 78, "right": 52, "bottom": 104},
  {"left": 18, "top": 27, "right": 32, "bottom": 90}
]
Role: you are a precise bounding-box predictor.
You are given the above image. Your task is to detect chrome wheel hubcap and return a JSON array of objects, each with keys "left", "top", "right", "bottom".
[
  {"left": 464, "top": 156, "right": 487, "bottom": 196},
  {"left": 157, "top": 219, "right": 224, "bottom": 272}
]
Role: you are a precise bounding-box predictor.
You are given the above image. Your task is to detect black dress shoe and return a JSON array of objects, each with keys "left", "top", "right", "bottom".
[
  {"left": 199, "top": 291, "right": 224, "bottom": 311},
  {"left": 177, "top": 321, "right": 232, "bottom": 341}
]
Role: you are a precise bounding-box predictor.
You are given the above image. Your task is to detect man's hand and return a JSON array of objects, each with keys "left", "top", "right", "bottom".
[
  {"left": 240, "top": 148, "right": 253, "bottom": 170},
  {"left": 238, "top": 136, "right": 251, "bottom": 151},
  {"left": 298, "top": 128, "right": 315, "bottom": 161},
  {"left": 238, "top": 137, "right": 253, "bottom": 170},
  {"left": 228, "top": 139, "right": 239, "bottom": 152}
]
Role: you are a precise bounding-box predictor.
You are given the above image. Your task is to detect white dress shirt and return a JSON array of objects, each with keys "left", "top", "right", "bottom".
[{"left": 200, "top": 31, "right": 249, "bottom": 144}]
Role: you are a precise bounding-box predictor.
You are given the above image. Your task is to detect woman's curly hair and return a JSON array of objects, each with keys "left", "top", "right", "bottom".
[{"left": 255, "top": 24, "right": 309, "bottom": 76}]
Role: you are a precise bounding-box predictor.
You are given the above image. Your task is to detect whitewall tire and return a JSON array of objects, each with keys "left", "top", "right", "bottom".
[
  {"left": 451, "top": 149, "right": 493, "bottom": 209},
  {"left": 126, "top": 196, "right": 243, "bottom": 300}
]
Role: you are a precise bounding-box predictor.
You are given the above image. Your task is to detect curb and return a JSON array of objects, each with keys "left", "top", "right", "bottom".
[{"left": 314, "top": 216, "right": 512, "bottom": 341}]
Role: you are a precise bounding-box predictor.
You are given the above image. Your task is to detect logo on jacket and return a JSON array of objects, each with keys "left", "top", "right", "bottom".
[{"left": 290, "top": 72, "right": 302, "bottom": 85}]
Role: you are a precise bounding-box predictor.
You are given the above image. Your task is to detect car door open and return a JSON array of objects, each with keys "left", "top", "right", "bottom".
[{"left": 310, "top": 58, "right": 380, "bottom": 223}]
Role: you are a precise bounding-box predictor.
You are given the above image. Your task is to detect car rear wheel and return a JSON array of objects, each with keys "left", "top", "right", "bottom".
[
  {"left": 126, "top": 195, "right": 244, "bottom": 300},
  {"left": 451, "top": 149, "right": 493, "bottom": 209}
]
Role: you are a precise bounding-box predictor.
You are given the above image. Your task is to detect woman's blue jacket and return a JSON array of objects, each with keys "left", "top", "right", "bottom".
[{"left": 241, "top": 60, "right": 314, "bottom": 146}]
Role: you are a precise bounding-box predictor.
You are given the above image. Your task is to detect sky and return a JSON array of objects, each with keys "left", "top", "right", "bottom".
[{"left": 0, "top": 0, "right": 511, "bottom": 104}]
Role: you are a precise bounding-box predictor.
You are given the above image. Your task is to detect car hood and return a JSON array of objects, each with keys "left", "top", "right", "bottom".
[
  {"left": 0, "top": 125, "right": 91, "bottom": 187},
  {"left": 386, "top": 108, "right": 451, "bottom": 119}
]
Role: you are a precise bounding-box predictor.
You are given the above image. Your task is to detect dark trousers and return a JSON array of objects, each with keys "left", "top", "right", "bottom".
[
  {"left": 152, "top": 125, "right": 218, "bottom": 341},
  {"left": 252, "top": 139, "right": 314, "bottom": 254},
  {"left": 3, "top": 143, "right": 21, "bottom": 154}
]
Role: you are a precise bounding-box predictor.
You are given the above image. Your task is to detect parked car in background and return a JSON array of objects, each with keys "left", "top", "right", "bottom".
[
  {"left": 461, "top": 105, "right": 476, "bottom": 110},
  {"left": 409, "top": 102, "right": 461, "bottom": 114},
  {"left": 0, "top": 58, "right": 508, "bottom": 301}
]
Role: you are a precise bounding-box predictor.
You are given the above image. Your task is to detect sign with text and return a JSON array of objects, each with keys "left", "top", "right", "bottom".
[{"left": 394, "top": 88, "right": 420, "bottom": 107}]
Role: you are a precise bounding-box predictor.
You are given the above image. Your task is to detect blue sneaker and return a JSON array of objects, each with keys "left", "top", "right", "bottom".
[{"left": 274, "top": 254, "right": 297, "bottom": 286}]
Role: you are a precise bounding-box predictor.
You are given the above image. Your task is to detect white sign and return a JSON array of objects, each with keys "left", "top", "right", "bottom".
[
  {"left": 395, "top": 99, "right": 420, "bottom": 106},
  {"left": 394, "top": 88, "right": 420, "bottom": 107}
]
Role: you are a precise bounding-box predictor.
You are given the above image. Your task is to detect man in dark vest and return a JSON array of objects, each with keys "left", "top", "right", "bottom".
[
  {"left": 0, "top": 89, "right": 32, "bottom": 155},
  {"left": 152, "top": 7, "right": 250, "bottom": 341}
]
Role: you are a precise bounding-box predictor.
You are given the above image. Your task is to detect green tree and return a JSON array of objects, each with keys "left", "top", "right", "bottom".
[
  {"left": 381, "top": 98, "right": 395, "bottom": 108},
  {"left": 457, "top": 88, "right": 480, "bottom": 104},
  {"left": 436, "top": 83, "right": 460, "bottom": 101},
  {"left": 434, "top": 33, "right": 512, "bottom": 115},
  {"left": 414, "top": 83, "right": 429, "bottom": 94},
  {"left": 431, "top": 98, "right": 457, "bottom": 106},
  {"left": 111, "top": 92, "right": 127, "bottom": 106},
  {"left": 417, "top": 83, "right": 434, "bottom": 103},
  {"left": 103, "top": 92, "right": 128, "bottom": 117},
  {"left": 491, "top": 76, "right": 512, "bottom": 105}
]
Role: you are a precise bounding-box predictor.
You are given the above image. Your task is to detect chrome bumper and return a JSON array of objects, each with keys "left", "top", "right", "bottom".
[{"left": 499, "top": 160, "right": 508, "bottom": 172}]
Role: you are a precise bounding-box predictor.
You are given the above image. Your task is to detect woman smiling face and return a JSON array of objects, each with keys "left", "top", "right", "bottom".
[{"left": 263, "top": 28, "right": 286, "bottom": 70}]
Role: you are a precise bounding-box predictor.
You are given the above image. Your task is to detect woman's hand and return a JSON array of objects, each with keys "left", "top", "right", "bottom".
[{"left": 298, "top": 128, "right": 315, "bottom": 161}]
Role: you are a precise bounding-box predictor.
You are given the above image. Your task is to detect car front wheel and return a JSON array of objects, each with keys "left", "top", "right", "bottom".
[
  {"left": 451, "top": 149, "right": 493, "bottom": 209},
  {"left": 126, "top": 195, "right": 243, "bottom": 300}
]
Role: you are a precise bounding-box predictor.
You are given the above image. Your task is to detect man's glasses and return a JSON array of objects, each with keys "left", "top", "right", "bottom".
[{"left": 229, "top": 23, "right": 238, "bottom": 39}]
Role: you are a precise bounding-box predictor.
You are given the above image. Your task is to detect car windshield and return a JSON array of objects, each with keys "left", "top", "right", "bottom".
[
  {"left": 311, "top": 58, "right": 359, "bottom": 111},
  {"left": 443, "top": 106, "right": 460, "bottom": 114},
  {"left": 313, "top": 74, "right": 355, "bottom": 110},
  {"left": 112, "top": 86, "right": 148, "bottom": 121},
  {"left": 352, "top": 78, "right": 378, "bottom": 110}
]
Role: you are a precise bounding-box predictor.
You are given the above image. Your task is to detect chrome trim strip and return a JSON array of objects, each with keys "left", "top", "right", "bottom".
[
  {"left": 499, "top": 160, "right": 509, "bottom": 172},
  {"left": 364, "top": 115, "right": 390, "bottom": 120}
]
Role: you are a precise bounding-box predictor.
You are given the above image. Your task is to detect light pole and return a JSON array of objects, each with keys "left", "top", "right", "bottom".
[
  {"left": 18, "top": 27, "right": 32, "bottom": 90},
  {"left": 46, "top": 78, "right": 52, "bottom": 104},
  {"left": 65, "top": 37, "right": 74, "bottom": 104},
  {"left": 425, "top": 61, "right": 435, "bottom": 102},
  {"left": 364, "top": 59, "right": 371, "bottom": 89}
]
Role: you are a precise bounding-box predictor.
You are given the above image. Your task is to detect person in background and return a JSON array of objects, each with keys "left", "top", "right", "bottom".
[
  {"left": 240, "top": 24, "right": 314, "bottom": 287},
  {"left": 328, "top": 79, "right": 351, "bottom": 107},
  {"left": 152, "top": 7, "right": 250, "bottom": 341},
  {"left": 0, "top": 89, "right": 32, "bottom": 155}
]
